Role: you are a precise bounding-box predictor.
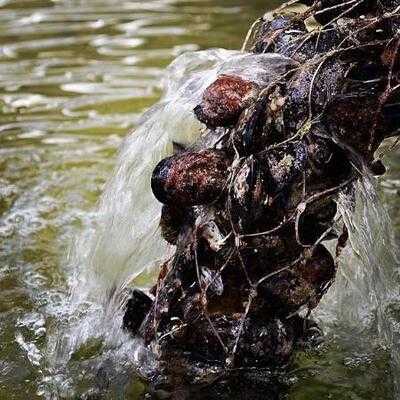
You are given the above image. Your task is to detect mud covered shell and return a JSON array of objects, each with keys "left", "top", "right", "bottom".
[
  {"left": 194, "top": 74, "right": 260, "bottom": 128},
  {"left": 151, "top": 149, "right": 230, "bottom": 206}
]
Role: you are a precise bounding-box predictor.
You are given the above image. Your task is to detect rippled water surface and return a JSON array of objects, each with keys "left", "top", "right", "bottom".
[{"left": 0, "top": 0, "right": 399, "bottom": 399}]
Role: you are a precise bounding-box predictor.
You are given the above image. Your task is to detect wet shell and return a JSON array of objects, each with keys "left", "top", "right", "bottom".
[
  {"left": 370, "top": 159, "right": 386, "bottom": 176},
  {"left": 159, "top": 205, "right": 193, "bottom": 244},
  {"left": 266, "top": 142, "right": 308, "bottom": 192},
  {"left": 194, "top": 74, "right": 260, "bottom": 128},
  {"left": 232, "top": 156, "right": 267, "bottom": 229},
  {"left": 122, "top": 289, "right": 153, "bottom": 336},
  {"left": 301, "top": 0, "right": 376, "bottom": 25},
  {"left": 259, "top": 244, "right": 335, "bottom": 314},
  {"left": 151, "top": 149, "right": 230, "bottom": 206},
  {"left": 324, "top": 95, "right": 384, "bottom": 157}
]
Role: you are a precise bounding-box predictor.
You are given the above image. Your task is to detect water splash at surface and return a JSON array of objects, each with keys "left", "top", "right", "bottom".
[{"left": 314, "top": 173, "right": 400, "bottom": 394}]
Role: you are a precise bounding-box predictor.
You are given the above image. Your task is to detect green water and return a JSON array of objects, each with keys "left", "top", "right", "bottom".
[{"left": 0, "top": 0, "right": 399, "bottom": 399}]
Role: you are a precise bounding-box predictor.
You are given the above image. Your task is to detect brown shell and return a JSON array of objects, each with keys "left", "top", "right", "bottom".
[
  {"left": 151, "top": 149, "right": 230, "bottom": 207},
  {"left": 194, "top": 74, "right": 259, "bottom": 128},
  {"left": 259, "top": 245, "right": 335, "bottom": 314}
]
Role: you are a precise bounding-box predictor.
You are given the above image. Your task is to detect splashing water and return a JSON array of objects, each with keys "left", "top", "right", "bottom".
[
  {"left": 314, "top": 173, "right": 400, "bottom": 393},
  {"left": 47, "top": 48, "right": 295, "bottom": 380}
]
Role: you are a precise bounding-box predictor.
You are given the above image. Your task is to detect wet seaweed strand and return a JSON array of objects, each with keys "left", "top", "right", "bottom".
[{"left": 123, "top": 0, "right": 400, "bottom": 387}]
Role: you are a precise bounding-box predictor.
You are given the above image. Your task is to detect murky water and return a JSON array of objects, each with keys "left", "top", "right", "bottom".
[{"left": 0, "top": 0, "right": 399, "bottom": 399}]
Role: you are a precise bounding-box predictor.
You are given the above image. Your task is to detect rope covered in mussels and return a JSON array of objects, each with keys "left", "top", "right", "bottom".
[{"left": 123, "top": 0, "right": 400, "bottom": 385}]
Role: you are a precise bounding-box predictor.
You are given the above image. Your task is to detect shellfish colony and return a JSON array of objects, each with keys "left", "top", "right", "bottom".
[{"left": 123, "top": 0, "right": 400, "bottom": 388}]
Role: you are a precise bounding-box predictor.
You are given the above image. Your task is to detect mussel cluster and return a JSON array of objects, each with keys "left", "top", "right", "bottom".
[{"left": 123, "top": 0, "right": 400, "bottom": 387}]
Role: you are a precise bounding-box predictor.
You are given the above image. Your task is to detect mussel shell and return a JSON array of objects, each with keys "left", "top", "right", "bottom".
[
  {"left": 266, "top": 142, "right": 308, "bottom": 192},
  {"left": 311, "top": 0, "right": 376, "bottom": 25},
  {"left": 253, "top": 14, "right": 306, "bottom": 55},
  {"left": 159, "top": 205, "right": 194, "bottom": 244},
  {"left": 370, "top": 159, "right": 387, "bottom": 176},
  {"left": 194, "top": 74, "right": 259, "bottom": 128},
  {"left": 259, "top": 244, "right": 335, "bottom": 314},
  {"left": 123, "top": 289, "right": 153, "bottom": 336},
  {"left": 324, "top": 95, "right": 384, "bottom": 157},
  {"left": 152, "top": 149, "right": 230, "bottom": 206},
  {"left": 231, "top": 156, "right": 267, "bottom": 229}
]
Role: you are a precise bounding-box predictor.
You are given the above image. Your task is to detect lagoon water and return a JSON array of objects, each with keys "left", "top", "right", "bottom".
[{"left": 0, "top": 0, "right": 400, "bottom": 399}]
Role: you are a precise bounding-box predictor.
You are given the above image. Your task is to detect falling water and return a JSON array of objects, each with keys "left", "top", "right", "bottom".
[{"left": 314, "top": 173, "right": 400, "bottom": 394}]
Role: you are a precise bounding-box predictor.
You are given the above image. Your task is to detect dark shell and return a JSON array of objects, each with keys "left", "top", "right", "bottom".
[
  {"left": 383, "top": 100, "right": 400, "bottom": 138},
  {"left": 252, "top": 14, "right": 307, "bottom": 55},
  {"left": 370, "top": 159, "right": 387, "bottom": 176},
  {"left": 194, "top": 74, "right": 260, "bottom": 128},
  {"left": 266, "top": 142, "right": 308, "bottom": 192},
  {"left": 324, "top": 95, "right": 383, "bottom": 157},
  {"left": 299, "top": 200, "right": 338, "bottom": 245},
  {"left": 159, "top": 205, "right": 194, "bottom": 244},
  {"left": 253, "top": 13, "right": 345, "bottom": 62},
  {"left": 236, "top": 317, "right": 296, "bottom": 367},
  {"left": 156, "top": 312, "right": 297, "bottom": 367},
  {"left": 304, "top": 0, "right": 377, "bottom": 26},
  {"left": 259, "top": 245, "right": 335, "bottom": 314},
  {"left": 381, "top": 36, "right": 400, "bottom": 69},
  {"left": 236, "top": 92, "right": 270, "bottom": 154},
  {"left": 231, "top": 156, "right": 268, "bottom": 230},
  {"left": 240, "top": 234, "right": 303, "bottom": 279},
  {"left": 282, "top": 59, "right": 347, "bottom": 133},
  {"left": 122, "top": 289, "right": 153, "bottom": 336},
  {"left": 307, "top": 136, "right": 334, "bottom": 172},
  {"left": 152, "top": 149, "right": 230, "bottom": 207}
]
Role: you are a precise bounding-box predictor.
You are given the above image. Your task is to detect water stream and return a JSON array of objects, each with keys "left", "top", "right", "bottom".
[
  {"left": 0, "top": 0, "right": 399, "bottom": 399},
  {"left": 313, "top": 174, "right": 400, "bottom": 398}
]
